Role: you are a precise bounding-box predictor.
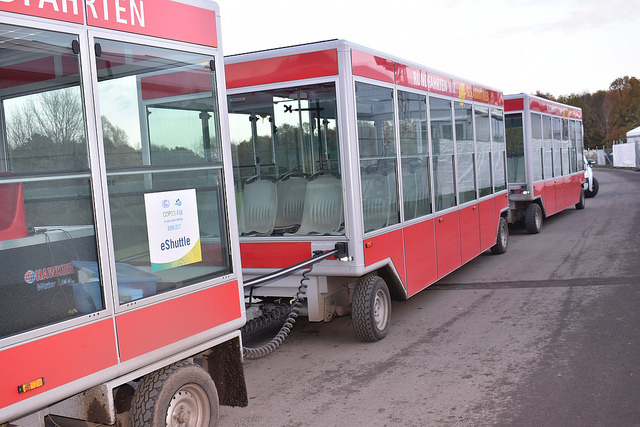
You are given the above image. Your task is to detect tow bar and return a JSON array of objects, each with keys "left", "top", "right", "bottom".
[{"left": 242, "top": 242, "right": 349, "bottom": 359}]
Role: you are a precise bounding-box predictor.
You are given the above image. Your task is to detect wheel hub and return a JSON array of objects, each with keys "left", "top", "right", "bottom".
[
  {"left": 166, "top": 386, "right": 209, "bottom": 427},
  {"left": 373, "top": 289, "right": 389, "bottom": 330}
]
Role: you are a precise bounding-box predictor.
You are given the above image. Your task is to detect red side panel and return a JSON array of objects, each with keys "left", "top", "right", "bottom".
[
  {"left": 496, "top": 192, "right": 509, "bottom": 212},
  {"left": 0, "top": 320, "right": 118, "bottom": 408},
  {"left": 225, "top": 50, "right": 338, "bottom": 89},
  {"left": 395, "top": 63, "right": 428, "bottom": 91},
  {"left": 479, "top": 197, "right": 497, "bottom": 251},
  {"left": 459, "top": 204, "right": 480, "bottom": 264},
  {"left": 543, "top": 179, "right": 557, "bottom": 215},
  {"left": 240, "top": 242, "right": 311, "bottom": 269},
  {"left": 404, "top": 219, "right": 437, "bottom": 297},
  {"left": 351, "top": 49, "right": 395, "bottom": 83},
  {"left": 573, "top": 173, "right": 584, "bottom": 203},
  {"left": 1, "top": 0, "right": 219, "bottom": 46},
  {"left": 426, "top": 72, "right": 454, "bottom": 97},
  {"left": 435, "top": 211, "right": 461, "bottom": 278},
  {"left": 363, "top": 229, "right": 406, "bottom": 286},
  {"left": 116, "top": 281, "right": 241, "bottom": 361},
  {"left": 505, "top": 97, "right": 524, "bottom": 112},
  {"left": 0, "top": 1, "right": 84, "bottom": 24},
  {"left": 557, "top": 177, "right": 568, "bottom": 210},
  {"left": 534, "top": 182, "right": 545, "bottom": 199},
  {"left": 86, "top": 0, "right": 218, "bottom": 47}
]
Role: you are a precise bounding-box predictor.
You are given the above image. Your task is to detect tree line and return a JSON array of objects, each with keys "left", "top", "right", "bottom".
[{"left": 534, "top": 76, "right": 640, "bottom": 148}]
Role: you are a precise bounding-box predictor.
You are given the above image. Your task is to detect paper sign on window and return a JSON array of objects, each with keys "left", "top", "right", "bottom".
[{"left": 144, "top": 189, "right": 202, "bottom": 272}]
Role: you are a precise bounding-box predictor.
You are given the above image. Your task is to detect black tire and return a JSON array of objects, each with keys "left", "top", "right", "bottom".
[
  {"left": 491, "top": 217, "right": 509, "bottom": 254},
  {"left": 585, "top": 177, "right": 599, "bottom": 198},
  {"left": 130, "top": 361, "right": 219, "bottom": 427},
  {"left": 524, "top": 203, "right": 542, "bottom": 234},
  {"left": 352, "top": 275, "right": 391, "bottom": 342},
  {"left": 575, "top": 188, "right": 585, "bottom": 210}
]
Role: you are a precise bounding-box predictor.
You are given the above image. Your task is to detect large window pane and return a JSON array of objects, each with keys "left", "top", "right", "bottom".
[
  {"left": 531, "top": 113, "right": 544, "bottom": 181},
  {"left": 576, "top": 122, "right": 584, "bottom": 171},
  {"left": 357, "top": 82, "right": 399, "bottom": 232},
  {"left": 430, "top": 97, "right": 456, "bottom": 210},
  {"left": 0, "top": 25, "right": 99, "bottom": 338},
  {"left": 455, "top": 103, "right": 476, "bottom": 203},
  {"left": 96, "top": 39, "right": 231, "bottom": 303},
  {"left": 506, "top": 113, "right": 525, "bottom": 183},
  {"left": 553, "top": 117, "right": 562, "bottom": 177},
  {"left": 96, "top": 39, "right": 223, "bottom": 170},
  {"left": 399, "top": 91, "right": 431, "bottom": 220},
  {"left": 475, "top": 106, "right": 492, "bottom": 197},
  {"left": 492, "top": 109, "right": 506, "bottom": 192},
  {"left": 228, "top": 83, "right": 342, "bottom": 236},
  {"left": 542, "top": 115, "right": 553, "bottom": 178}
]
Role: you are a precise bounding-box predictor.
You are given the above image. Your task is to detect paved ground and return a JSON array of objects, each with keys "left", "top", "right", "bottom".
[{"left": 220, "top": 168, "right": 640, "bottom": 426}]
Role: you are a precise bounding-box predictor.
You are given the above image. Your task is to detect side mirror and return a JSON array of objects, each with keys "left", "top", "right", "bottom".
[{"left": 587, "top": 159, "right": 596, "bottom": 166}]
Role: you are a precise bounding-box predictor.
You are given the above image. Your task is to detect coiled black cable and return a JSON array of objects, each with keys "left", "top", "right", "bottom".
[{"left": 242, "top": 265, "right": 312, "bottom": 359}]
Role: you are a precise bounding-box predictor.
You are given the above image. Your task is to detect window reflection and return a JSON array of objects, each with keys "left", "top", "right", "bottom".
[
  {"left": 95, "top": 39, "right": 231, "bottom": 303},
  {"left": 228, "top": 83, "right": 343, "bottom": 236},
  {"left": 0, "top": 24, "right": 99, "bottom": 338},
  {"left": 399, "top": 90, "right": 431, "bottom": 220},
  {"left": 475, "top": 106, "right": 492, "bottom": 197},
  {"left": 491, "top": 109, "right": 506, "bottom": 192},
  {"left": 430, "top": 97, "right": 456, "bottom": 211},
  {"left": 356, "top": 82, "right": 399, "bottom": 232},
  {"left": 455, "top": 103, "right": 476, "bottom": 203},
  {"left": 506, "top": 113, "right": 525, "bottom": 183}
]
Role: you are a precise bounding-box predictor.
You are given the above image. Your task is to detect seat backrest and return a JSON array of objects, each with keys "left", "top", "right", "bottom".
[
  {"left": 238, "top": 179, "right": 278, "bottom": 235},
  {"left": 0, "top": 182, "right": 28, "bottom": 241},
  {"left": 361, "top": 173, "right": 391, "bottom": 232},
  {"left": 402, "top": 166, "right": 418, "bottom": 220},
  {"left": 295, "top": 174, "right": 343, "bottom": 235},
  {"left": 275, "top": 176, "right": 307, "bottom": 230}
]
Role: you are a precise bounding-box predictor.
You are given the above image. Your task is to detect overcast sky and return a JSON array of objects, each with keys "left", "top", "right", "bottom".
[{"left": 215, "top": 0, "right": 640, "bottom": 97}]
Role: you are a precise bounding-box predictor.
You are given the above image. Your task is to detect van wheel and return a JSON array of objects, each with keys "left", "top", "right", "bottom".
[
  {"left": 491, "top": 217, "right": 509, "bottom": 254},
  {"left": 525, "top": 203, "right": 542, "bottom": 234},
  {"left": 352, "top": 275, "right": 391, "bottom": 342},
  {"left": 586, "top": 177, "right": 599, "bottom": 198},
  {"left": 130, "top": 361, "right": 219, "bottom": 427},
  {"left": 575, "top": 189, "right": 585, "bottom": 210}
]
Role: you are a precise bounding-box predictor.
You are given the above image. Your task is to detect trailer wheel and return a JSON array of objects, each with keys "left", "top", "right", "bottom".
[
  {"left": 585, "top": 177, "right": 599, "bottom": 198},
  {"left": 491, "top": 217, "right": 509, "bottom": 254},
  {"left": 575, "top": 189, "right": 585, "bottom": 210},
  {"left": 130, "top": 361, "right": 219, "bottom": 427},
  {"left": 525, "top": 203, "right": 542, "bottom": 234},
  {"left": 352, "top": 275, "right": 391, "bottom": 342}
]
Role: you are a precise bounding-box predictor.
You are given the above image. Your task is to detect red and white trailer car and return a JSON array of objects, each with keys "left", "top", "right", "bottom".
[
  {"left": 225, "top": 40, "right": 510, "bottom": 343},
  {"left": 0, "top": 1, "right": 247, "bottom": 426},
  {"left": 504, "top": 94, "right": 586, "bottom": 233}
]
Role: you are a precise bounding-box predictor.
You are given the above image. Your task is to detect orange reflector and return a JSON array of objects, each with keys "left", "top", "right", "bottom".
[
  {"left": 365, "top": 242, "right": 373, "bottom": 248},
  {"left": 18, "top": 377, "right": 45, "bottom": 394}
]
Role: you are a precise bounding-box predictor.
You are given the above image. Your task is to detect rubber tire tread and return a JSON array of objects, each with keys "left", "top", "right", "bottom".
[
  {"left": 352, "top": 275, "right": 391, "bottom": 342},
  {"left": 525, "top": 203, "right": 542, "bottom": 234},
  {"left": 129, "top": 361, "right": 219, "bottom": 427},
  {"left": 586, "top": 177, "right": 599, "bottom": 198},
  {"left": 491, "top": 217, "right": 509, "bottom": 254},
  {"left": 575, "top": 189, "right": 585, "bottom": 209}
]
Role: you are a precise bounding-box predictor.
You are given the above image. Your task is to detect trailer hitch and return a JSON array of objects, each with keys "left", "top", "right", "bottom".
[
  {"left": 241, "top": 242, "right": 349, "bottom": 359},
  {"left": 243, "top": 241, "right": 349, "bottom": 289}
]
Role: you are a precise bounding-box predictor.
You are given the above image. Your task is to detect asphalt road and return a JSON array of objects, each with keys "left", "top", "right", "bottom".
[{"left": 220, "top": 168, "right": 640, "bottom": 427}]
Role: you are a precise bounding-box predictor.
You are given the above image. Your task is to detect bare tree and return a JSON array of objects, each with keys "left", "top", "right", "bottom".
[{"left": 7, "top": 86, "right": 85, "bottom": 148}]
